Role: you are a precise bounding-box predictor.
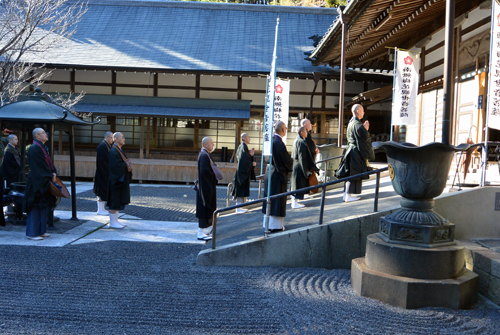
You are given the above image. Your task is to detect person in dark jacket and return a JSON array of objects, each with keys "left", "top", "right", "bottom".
[
  {"left": 342, "top": 104, "right": 375, "bottom": 202},
  {"left": 262, "top": 121, "right": 293, "bottom": 232},
  {"left": 2, "top": 134, "right": 21, "bottom": 188},
  {"left": 290, "top": 127, "right": 319, "bottom": 209},
  {"left": 231, "top": 133, "right": 256, "bottom": 214},
  {"left": 23, "top": 128, "right": 57, "bottom": 240},
  {"left": 196, "top": 137, "right": 218, "bottom": 240},
  {"left": 93, "top": 131, "right": 113, "bottom": 215},
  {"left": 300, "top": 119, "right": 319, "bottom": 199},
  {"left": 106, "top": 132, "right": 131, "bottom": 229}
]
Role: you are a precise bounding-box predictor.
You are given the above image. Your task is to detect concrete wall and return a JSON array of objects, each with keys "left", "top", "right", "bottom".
[
  {"left": 434, "top": 187, "right": 500, "bottom": 240},
  {"left": 198, "top": 210, "right": 396, "bottom": 269},
  {"left": 198, "top": 187, "right": 500, "bottom": 269}
]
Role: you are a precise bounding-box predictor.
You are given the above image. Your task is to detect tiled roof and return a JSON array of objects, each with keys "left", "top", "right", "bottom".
[
  {"left": 28, "top": 0, "right": 337, "bottom": 74},
  {"left": 75, "top": 94, "right": 251, "bottom": 120}
]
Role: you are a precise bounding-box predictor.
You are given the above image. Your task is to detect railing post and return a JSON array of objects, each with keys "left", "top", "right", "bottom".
[
  {"left": 319, "top": 186, "right": 326, "bottom": 225},
  {"left": 227, "top": 182, "right": 232, "bottom": 207},
  {"left": 374, "top": 171, "right": 381, "bottom": 212},
  {"left": 258, "top": 178, "right": 263, "bottom": 199},
  {"left": 325, "top": 160, "right": 329, "bottom": 182},
  {"left": 212, "top": 212, "right": 218, "bottom": 250}
]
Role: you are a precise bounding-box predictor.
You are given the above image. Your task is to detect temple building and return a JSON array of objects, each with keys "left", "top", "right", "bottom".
[
  {"left": 16, "top": 0, "right": 393, "bottom": 182},
  {"left": 308, "top": 0, "right": 497, "bottom": 150}
]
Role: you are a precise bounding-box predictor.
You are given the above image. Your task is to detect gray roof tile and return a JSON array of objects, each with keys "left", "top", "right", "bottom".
[{"left": 28, "top": 0, "right": 336, "bottom": 74}]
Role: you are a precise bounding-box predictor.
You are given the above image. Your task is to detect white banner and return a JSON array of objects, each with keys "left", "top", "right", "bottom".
[
  {"left": 487, "top": 0, "right": 500, "bottom": 130},
  {"left": 273, "top": 79, "right": 290, "bottom": 144},
  {"left": 392, "top": 50, "right": 420, "bottom": 125}
]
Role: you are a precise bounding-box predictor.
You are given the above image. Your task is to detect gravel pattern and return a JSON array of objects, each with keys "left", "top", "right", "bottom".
[
  {"left": 0, "top": 242, "right": 498, "bottom": 334},
  {"left": 57, "top": 186, "right": 259, "bottom": 222}
]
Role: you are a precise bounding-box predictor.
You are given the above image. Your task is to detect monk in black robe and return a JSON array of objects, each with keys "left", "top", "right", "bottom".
[
  {"left": 342, "top": 104, "right": 375, "bottom": 202},
  {"left": 93, "top": 131, "right": 113, "bottom": 215},
  {"left": 231, "top": 133, "right": 256, "bottom": 214},
  {"left": 262, "top": 121, "right": 293, "bottom": 232},
  {"left": 2, "top": 134, "right": 21, "bottom": 188},
  {"left": 291, "top": 127, "right": 319, "bottom": 209},
  {"left": 196, "top": 137, "right": 218, "bottom": 240},
  {"left": 23, "top": 128, "right": 57, "bottom": 240},
  {"left": 106, "top": 132, "right": 131, "bottom": 229}
]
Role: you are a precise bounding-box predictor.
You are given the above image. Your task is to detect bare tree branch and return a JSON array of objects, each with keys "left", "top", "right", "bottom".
[{"left": 0, "top": 0, "right": 88, "bottom": 110}]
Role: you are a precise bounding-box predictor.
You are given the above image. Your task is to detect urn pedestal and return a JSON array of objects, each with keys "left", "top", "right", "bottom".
[{"left": 351, "top": 142, "right": 479, "bottom": 309}]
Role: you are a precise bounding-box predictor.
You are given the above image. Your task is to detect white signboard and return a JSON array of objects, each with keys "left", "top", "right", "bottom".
[
  {"left": 263, "top": 73, "right": 276, "bottom": 156},
  {"left": 392, "top": 50, "right": 420, "bottom": 125},
  {"left": 487, "top": 1, "right": 500, "bottom": 130},
  {"left": 273, "top": 79, "right": 290, "bottom": 144}
]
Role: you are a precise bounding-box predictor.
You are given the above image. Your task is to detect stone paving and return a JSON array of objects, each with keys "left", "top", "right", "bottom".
[{"left": 1, "top": 174, "right": 500, "bottom": 333}]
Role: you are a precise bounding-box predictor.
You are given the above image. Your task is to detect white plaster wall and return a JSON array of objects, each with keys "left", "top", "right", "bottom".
[
  {"left": 157, "top": 89, "right": 196, "bottom": 98},
  {"left": 117, "top": 72, "right": 154, "bottom": 85},
  {"left": 40, "top": 84, "right": 69, "bottom": 94},
  {"left": 76, "top": 70, "right": 110, "bottom": 83},
  {"left": 158, "top": 73, "right": 195, "bottom": 86},
  {"left": 201, "top": 75, "right": 237, "bottom": 88}
]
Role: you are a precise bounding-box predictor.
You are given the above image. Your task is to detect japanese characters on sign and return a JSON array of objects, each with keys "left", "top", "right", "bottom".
[
  {"left": 392, "top": 50, "right": 420, "bottom": 125},
  {"left": 273, "top": 79, "right": 290, "bottom": 144},
  {"left": 263, "top": 72, "right": 276, "bottom": 156},
  {"left": 487, "top": 1, "right": 500, "bottom": 130}
]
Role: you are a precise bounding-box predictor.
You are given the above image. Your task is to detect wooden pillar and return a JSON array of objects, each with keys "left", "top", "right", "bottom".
[
  {"left": 146, "top": 117, "right": 151, "bottom": 158},
  {"left": 69, "top": 125, "right": 78, "bottom": 221},
  {"left": 70, "top": 70, "right": 75, "bottom": 93},
  {"left": 108, "top": 116, "right": 116, "bottom": 133},
  {"left": 153, "top": 73, "right": 158, "bottom": 97},
  {"left": 194, "top": 120, "right": 200, "bottom": 150},
  {"left": 152, "top": 117, "right": 157, "bottom": 148},
  {"left": 58, "top": 130, "right": 63, "bottom": 155},
  {"left": 112, "top": 71, "right": 117, "bottom": 95},
  {"left": 48, "top": 123, "right": 55, "bottom": 176},
  {"left": 140, "top": 117, "right": 145, "bottom": 159}
]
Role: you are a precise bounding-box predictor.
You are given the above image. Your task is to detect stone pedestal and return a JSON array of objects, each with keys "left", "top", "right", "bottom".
[{"left": 351, "top": 234, "right": 479, "bottom": 309}]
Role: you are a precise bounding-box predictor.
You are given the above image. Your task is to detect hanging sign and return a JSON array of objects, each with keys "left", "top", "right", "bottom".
[
  {"left": 273, "top": 79, "right": 290, "bottom": 144},
  {"left": 486, "top": 0, "right": 500, "bottom": 130},
  {"left": 392, "top": 50, "right": 420, "bottom": 125}
]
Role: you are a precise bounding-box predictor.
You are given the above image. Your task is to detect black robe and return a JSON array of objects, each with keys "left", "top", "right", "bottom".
[
  {"left": 305, "top": 131, "right": 317, "bottom": 159},
  {"left": 291, "top": 135, "right": 319, "bottom": 199},
  {"left": 107, "top": 145, "right": 131, "bottom": 211},
  {"left": 196, "top": 149, "right": 217, "bottom": 228},
  {"left": 341, "top": 117, "right": 375, "bottom": 194},
  {"left": 345, "top": 116, "right": 375, "bottom": 178},
  {"left": 231, "top": 142, "right": 255, "bottom": 198},
  {"left": 23, "top": 141, "right": 57, "bottom": 212},
  {"left": 262, "top": 135, "right": 293, "bottom": 217},
  {"left": 93, "top": 140, "right": 112, "bottom": 201},
  {"left": 2, "top": 144, "right": 21, "bottom": 187}
]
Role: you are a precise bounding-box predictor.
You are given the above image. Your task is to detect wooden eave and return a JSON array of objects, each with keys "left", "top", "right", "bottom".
[{"left": 311, "top": 0, "right": 484, "bottom": 70}]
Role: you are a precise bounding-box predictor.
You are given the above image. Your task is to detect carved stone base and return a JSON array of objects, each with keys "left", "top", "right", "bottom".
[
  {"left": 379, "top": 210, "right": 455, "bottom": 248},
  {"left": 351, "top": 257, "right": 479, "bottom": 309}
]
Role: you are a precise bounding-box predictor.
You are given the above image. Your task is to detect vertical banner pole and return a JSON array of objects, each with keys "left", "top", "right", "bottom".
[
  {"left": 390, "top": 48, "right": 398, "bottom": 141},
  {"left": 264, "top": 17, "right": 280, "bottom": 236}
]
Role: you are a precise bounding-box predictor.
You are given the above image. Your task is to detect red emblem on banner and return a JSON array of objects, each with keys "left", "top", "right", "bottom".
[
  {"left": 404, "top": 56, "right": 413, "bottom": 65},
  {"left": 275, "top": 84, "right": 283, "bottom": 94},
  {"left": 497, "top": 13, "right": 500, "bottom": 27}
]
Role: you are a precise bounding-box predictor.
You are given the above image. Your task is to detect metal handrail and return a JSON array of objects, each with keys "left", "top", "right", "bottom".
[{"left": 212, "top": 166, "right": 388, "bottom": 249}]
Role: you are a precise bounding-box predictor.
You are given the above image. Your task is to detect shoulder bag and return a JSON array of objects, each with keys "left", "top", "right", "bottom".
[{"left": 116, "top": 147, "right": 133, "bottom": 172}]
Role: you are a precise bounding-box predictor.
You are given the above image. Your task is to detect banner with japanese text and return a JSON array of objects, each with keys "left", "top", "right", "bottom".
[
  {"left": 273, "top": 79, "right": 290, "bottom": 144},
  {"left": 392, "top": 50, "right": 420, "bottom": 125},
  {"left": 487, "top": 0, "right": 500, "bottom": 130}
]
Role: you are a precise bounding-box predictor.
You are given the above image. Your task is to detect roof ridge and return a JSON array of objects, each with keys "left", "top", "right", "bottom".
[{"left": 70, "top": 0, "right": 336, "bottom": 15}]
